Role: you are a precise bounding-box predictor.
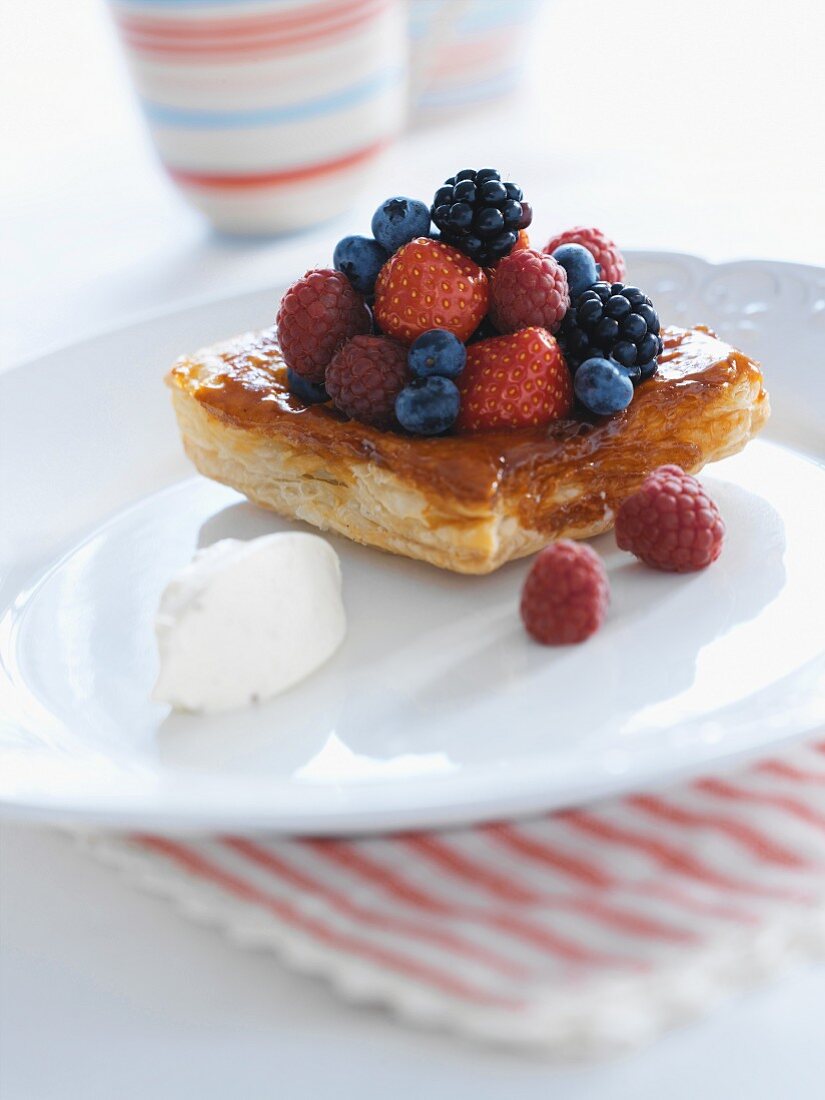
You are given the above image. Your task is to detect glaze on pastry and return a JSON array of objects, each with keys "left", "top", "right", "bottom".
[{"left": 167, "top": 324, "right": 768, "bottom": 574}]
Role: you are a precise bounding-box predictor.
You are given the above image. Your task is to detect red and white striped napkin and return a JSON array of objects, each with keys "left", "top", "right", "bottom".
[{"left": 89, "top": 737, "right": 825, "bottom": 1056}]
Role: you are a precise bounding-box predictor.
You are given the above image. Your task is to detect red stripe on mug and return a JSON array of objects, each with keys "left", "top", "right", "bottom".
[
  {"left": 165, "top": 138, "right": 388, "bottom": 190},
  {"left": 116, "top": 0, "right": 371, "bottom": 40},
  {"left": 119, "top": 0, "right": 387, "bottom": 59}
]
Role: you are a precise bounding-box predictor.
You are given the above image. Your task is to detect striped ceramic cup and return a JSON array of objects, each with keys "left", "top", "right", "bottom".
[{"left": 109, "top": 0, "right": 407, "bottom": 234}]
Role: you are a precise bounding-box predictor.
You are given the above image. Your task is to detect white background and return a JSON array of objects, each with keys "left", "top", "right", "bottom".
[{"left": 2, "top": 1, "right": 825, "bottom": 1096}]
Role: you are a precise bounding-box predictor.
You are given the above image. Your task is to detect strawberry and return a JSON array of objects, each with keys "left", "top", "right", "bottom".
[
  {"left": 455, "top": 328, "right": 573, "bottom": 433},
  {"left": 373, "top": 237, "right": 489, "bottom": 346}
]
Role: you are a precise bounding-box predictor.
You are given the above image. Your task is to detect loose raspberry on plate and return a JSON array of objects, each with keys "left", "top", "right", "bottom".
[
  {"left": 542, "top": 227, "right": 627, "bottom": 286},
  {"left": 489, "top": 248, "right": 570, "bottom": 334},
  {"left": 521, "top": 540, "right": 610, "bottom": 645},
  {"left": 455, "top": 327, "right": 573, "bottom": 432},
  {"left": 325, "top": 335, "right": 409, "bottom": 429},
  {"left": 615, "top": 464, "right": 725, "bottom": 572},
  {"left": 373, "top": 237, "right": 489, "bottom": 346},
  {"left": 277, "top": 269, "right": 371, "bottom": 384}
]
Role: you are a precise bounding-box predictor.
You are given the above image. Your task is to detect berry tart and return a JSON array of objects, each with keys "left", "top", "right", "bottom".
[{"left": 167, "top": 169, "right": 769, "bottom": 574}]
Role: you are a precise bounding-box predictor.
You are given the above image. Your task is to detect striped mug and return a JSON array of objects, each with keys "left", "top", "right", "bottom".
[{"left": 109, "top": 0, "right": 407, "bottom": 234}]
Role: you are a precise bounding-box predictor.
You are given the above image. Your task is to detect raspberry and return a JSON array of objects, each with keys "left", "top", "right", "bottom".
[
  {"left": 276, "top": 269, "right": 371, "bottom": 384},
  {"left": 520, "top": 541, "right": 609, "bottom": 645},
  {"left": 489, "top": 249, "right": 570, "bottom": 334},
  {"left": 615, "top": 465, "right": 725, "bottom": 572},
  {"left": 325, "top": 335, "right": 409, "bottom": 429},
  {"left": 543, "top": 227, "right": 626, "bottom": 286}
]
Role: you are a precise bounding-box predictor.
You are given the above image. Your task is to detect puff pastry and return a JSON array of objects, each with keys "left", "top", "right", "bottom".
[{"left": 167, "top": 325, "right": 769, "bottom": 574}]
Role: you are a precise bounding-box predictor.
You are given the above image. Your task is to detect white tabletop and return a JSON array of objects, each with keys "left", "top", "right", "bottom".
[{"left": 2, "top": 1, "right": 825, "bottom": 1096}]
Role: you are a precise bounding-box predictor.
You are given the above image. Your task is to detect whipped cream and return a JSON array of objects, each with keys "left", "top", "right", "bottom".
[{"left": 152, "top": 533, "right": 346, "bottom": 713}]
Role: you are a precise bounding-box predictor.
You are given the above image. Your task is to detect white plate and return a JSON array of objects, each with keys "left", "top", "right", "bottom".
[{"left": 2, "top": 253, "right": 824, "bottom": 834}]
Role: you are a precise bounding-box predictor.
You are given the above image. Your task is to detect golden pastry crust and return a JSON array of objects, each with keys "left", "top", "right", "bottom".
[{"left": 166, "top": 325, "right": 769, "bottom": 574}]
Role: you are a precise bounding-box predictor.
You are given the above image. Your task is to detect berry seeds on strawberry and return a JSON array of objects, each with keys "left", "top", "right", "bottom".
[
  {"left": 373, "top": 237, "right": 489, "bottom": 345},
  {"left": 455, "top": 327, "right": 573, "bottom": 432}
]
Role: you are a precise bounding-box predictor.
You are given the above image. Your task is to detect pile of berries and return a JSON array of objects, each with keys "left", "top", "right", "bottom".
[
  {"left": 273, "top": 169, "right": 727, "bottom": 653},
  {"left": 277, "top": 168, "right": 665, "bottom": 434},
  {"left": 521, "top": 467, "right": 726, "bottom": 646}
]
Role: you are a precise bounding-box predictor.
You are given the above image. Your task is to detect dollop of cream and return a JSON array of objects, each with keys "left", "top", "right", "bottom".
[{"left": 153, "top": 533, "right": 346, "bottom": 713}]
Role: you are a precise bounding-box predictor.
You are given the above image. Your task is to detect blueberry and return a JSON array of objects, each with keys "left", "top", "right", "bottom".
[
  {"left": 395, "top": 376, "right": 461, "bottom": 435},
  {"left": 333, "top": 235, "right": 388, "bottom": 296},
  {"left": 287, "top": 367, "right": 329, "bottom": 405},
  {"left": 370, "top": 196, "right": 431, "bottom": 254},
  {"left": 574, "top": 357, "right": 634, "bottom": 416},
  {"left": 552, "top": 243, "right": 599, "bottom": 300},
  {"left": 408, "top": 329, "right": 466, "bottom": 380},
  {"left": 621, "top": 313, "right": 647, "bottom": 341}
]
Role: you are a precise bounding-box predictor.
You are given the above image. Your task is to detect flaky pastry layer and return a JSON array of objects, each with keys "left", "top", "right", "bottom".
[{"left": 167, "top": 326, "right": 768, "bottom": 573}]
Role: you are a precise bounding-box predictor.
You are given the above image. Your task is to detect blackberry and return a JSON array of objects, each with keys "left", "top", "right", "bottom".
[
  {"left": 559, "top": 282, "right": 663, "bottom": 382},
  {"left": 431, "top": 168, "right": 532, "bottom": 267}
]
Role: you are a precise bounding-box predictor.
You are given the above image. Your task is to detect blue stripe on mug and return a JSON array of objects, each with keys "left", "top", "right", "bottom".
[
  {"left": 455, "top": 0, "right": 538, "bottom": 35},
  {"left": 415, "top": 67, "right": 521, "bottom": 110},
  {"left": 141, "top": 67, "right": 403, "bottom": 129}
]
